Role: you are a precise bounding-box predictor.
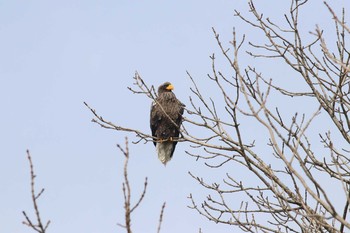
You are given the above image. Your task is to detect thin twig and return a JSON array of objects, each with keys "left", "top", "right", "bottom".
[
  {"left": 157, "top": 202, "right": 166, "bottom": 233},
  {"left": 22, "top": 150, "right": 50, "bottom": 233}
]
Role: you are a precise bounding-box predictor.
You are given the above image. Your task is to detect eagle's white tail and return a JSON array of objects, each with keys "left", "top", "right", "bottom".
[{"left": 156, "top": 142, "right": 174, "bottom": 165}]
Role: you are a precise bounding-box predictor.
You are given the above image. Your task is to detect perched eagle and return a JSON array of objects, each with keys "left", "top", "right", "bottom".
[{"left": 150, "top": 82, "right": 185, "bottom": 165}]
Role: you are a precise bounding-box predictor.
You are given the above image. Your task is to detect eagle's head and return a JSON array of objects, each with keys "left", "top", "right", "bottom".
[{"left": 158, "top": 82, "right": 174, "bottom": 95}]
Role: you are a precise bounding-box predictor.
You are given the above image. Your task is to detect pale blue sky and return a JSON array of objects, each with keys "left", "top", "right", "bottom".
[{"left": 0, "top": 1, "right": 347, "bottom": 233}]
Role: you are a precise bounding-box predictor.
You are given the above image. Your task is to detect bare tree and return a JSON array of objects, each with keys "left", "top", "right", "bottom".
[{"left": 85, "top": 0, "right": 350, "bottom": 232}]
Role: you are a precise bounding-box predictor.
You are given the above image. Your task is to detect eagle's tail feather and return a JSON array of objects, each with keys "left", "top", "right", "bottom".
[{"left": 156, "top": 142, "right": 174, "bottom": 165}]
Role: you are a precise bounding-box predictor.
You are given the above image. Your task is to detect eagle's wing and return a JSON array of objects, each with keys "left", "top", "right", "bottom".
[
  {"left": 166, "top": 101, "right": 185, "bottom": 158},
  {"left": 176, "top": 101, "right": 185, "bottom": 126},
  {"left": 173, "top": 101, "right": 185, "bottom": 136},
  {"left": 150, "top": 101, "right": 160, "bottom": 146}
]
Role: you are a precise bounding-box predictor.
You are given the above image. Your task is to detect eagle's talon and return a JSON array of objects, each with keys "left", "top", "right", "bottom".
[
  {"left": 157, "top": 138, "right": 164, "bottom": 143},
  {"left": 156, "top": 137, "right": 175, "bottom": 143}
]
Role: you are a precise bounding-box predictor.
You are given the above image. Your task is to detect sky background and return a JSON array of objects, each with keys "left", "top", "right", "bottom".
[{"left": 0, "top": 1, "right": 348, "bottom": 233}]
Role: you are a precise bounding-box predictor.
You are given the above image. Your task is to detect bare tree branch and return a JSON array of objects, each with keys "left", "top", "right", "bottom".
[
  {"left": 116, "top": 137, "right": 148, "bottom": 233},
  {"left": 22, "top": 150, "right": 50, "bottom": 233},
  {"left": 116, "top": 137, "right": 166, "bottom": 233},
  {"left": 157, "top": 202, "right": 166, "bottom": 233}
]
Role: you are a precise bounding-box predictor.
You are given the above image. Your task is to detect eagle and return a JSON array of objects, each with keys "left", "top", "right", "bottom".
[{"left": 150, "top": 82, "right": 185, "bottom": 165}]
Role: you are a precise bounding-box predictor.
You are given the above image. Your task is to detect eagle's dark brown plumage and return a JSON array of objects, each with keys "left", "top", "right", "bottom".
[{"left": 150, "top": 82, "right": 184, "bottom": 165}]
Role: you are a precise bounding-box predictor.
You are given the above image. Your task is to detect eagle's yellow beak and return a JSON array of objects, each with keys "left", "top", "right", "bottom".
[{"left": 166, "top": 84, "right": 174, "bottom": 90}]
